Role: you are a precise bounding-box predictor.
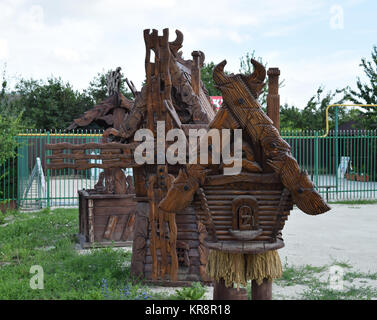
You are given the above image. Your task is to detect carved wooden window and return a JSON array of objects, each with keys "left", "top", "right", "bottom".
[
  {"left": 176, "top": 241, "right": 190, "bottom": 267},
  {"left": 232, "top": 196, "right": 259, "bottom": 231}
]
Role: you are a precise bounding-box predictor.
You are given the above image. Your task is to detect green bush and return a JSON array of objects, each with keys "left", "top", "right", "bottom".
[{"left": 173, "top": 282, "right": 206, "bottom": 300}]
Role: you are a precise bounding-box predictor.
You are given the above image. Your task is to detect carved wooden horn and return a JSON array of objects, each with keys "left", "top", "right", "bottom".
[
  {"left": 241, "top": 58, "right": 266, "bottom": 98},
  {"left": 169, "top": 30, "right": 184, "bottom": 55},
  {"left": 213, "top": 60, "right": 231, "bottom": 86},
  {"left": 245, "top": 58, "right": 266, "bottom": 83}
]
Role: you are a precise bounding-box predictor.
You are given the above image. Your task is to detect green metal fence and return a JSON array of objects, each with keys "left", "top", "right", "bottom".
[
  {"left": 1, "top": 129, "right": 377, "bottom": 211},
  {"left": 282, "top": 129, "right": 377, "bottom": 202}
]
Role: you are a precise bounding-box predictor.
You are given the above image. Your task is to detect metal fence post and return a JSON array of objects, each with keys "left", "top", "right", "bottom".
[
  {"left": 46, "top": 130, "right": 50, "bottom": 208},
  {"left": 335, "top": 106, "right": 339, "bottom": 199},
  {"left": 315, "top": 131, "right": 319, "bottom": 188}
]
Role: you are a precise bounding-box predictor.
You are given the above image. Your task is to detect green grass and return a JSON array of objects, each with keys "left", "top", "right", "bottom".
[{"left": 0, "top": 208, "right": 152, "bottom": 300}]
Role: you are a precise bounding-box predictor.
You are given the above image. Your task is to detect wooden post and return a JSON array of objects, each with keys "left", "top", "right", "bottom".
[
  {"left": 267, "top": 68, "right": 280, "bottom": 131},
  {"left": 251, "top": 279, "right": 272, "bottom": 300},
  {"left": 213, "top": 279, "right": 248, "bottom": 300},
  {"left": 250, "top": 67, "right": 280, "bottom": 300},
  {"left": 88, "top": 199, "right": 94, "bottom": 243},
  {"left": 191, "top": 51, "right": 201, "bottom": 96}
]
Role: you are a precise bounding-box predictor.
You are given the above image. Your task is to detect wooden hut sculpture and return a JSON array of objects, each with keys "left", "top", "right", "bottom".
[
  {"left": 46, "top": 68, "right": 138, "bottom": 248},
  {"left": 46, "top": 28, "right": 217, "bottom": 284},
  {"left": 46, "top": 28, "right": 330, "bottom": 295},
  {"left": 127, "top": 29, "right": 216, "bottom": 285},
  {"left": 158, "top": 56, "right": 331, "bottom": 298}
]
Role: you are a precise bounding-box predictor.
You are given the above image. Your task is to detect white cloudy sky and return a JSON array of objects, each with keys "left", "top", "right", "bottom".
[{"left": 0, "top": 0, "right": 376, "bottom": 107}]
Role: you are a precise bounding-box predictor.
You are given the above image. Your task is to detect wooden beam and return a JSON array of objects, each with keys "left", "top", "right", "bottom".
[
  {"left": 103, "top": 216, "right": 118, "bottom": 240},
  {"left": 267, "top": 68, "right": 280, "bottom": 131},
  {"left": 251, "top": 279, "right": 272, "bottom": 300}
]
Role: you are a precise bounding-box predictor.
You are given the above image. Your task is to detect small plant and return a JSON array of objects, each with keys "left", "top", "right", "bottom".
[
  {"left": 100, "top": 278, "right": 152, "bottom": 300},
  {"left": 174, "top": 282, "right": 206, "bottom": 300}
]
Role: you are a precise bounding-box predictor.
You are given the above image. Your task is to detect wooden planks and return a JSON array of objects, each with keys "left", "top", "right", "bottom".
[
  {"left": 193, "top": 187, "right": 291, "bottom": 243},
  {"left": 78, "top": 191, "right": 137, "bottom": 245},
  {"left": 103, "top": 216, "right": 118, "bottom": 240}
]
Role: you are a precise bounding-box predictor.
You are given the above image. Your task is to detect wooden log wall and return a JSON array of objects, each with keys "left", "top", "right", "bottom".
[
  {"left": 194, "top": 185, "right": 292, "bottom": 243},
  {"left": 143, "top": 206, "right": 210, "bottom": 283}
]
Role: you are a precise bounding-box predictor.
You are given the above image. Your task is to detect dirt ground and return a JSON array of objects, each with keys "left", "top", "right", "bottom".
[{"left": 279, "top": 203, "right": 377, "bottom": 273}]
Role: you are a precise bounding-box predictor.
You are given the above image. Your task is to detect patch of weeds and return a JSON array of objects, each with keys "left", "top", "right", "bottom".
[
  {"left": 149, "top": 290, "right": 173, "bottom": 300},
  {"left": 171, "top": 282, "right": 207, "bottom": 300},
  {"left": 329, "top": 258, "right": 352, "bottom": 269},
  {"left": 100, "top": 278, "right": 152, "bottom": 300},
  {"left": 302, "top": 279, "right": 377, "bottom": 300},
  {"left": 276, "top": 262, "right": 326, "bottom": 287},
  {"left": 328, "top": 200, "right": 377, "bottom": 205},
  {"left": 344, "top": 271, "right": 377, "bottom": 282},
  {"left": 277, "top": 260, "right": 377, "bottom": 300}
]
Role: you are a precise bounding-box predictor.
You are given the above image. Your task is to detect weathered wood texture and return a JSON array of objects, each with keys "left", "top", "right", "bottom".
[
  {"left": 194, "top": 182, "right": 292, "bottom": 249},
  {"left": 140, "top": 205, "right": 211, "bottom": 283},
  {"left": 213, "top": 279, "right": 248, "bottom": 300},
  {"left": 130, "top": 202, "right": 149, "bottom": 278},
  {"left": 46, "top": 143, "right": 138, "bottom": 170},
  {"left": 251, "top": 279, "right": 272, "bottom": 300},
  {"left": 78, "top": 190, "right": 136, "bottom": 247},
  {"left": 267, "top": 68, "right": 281, "bottom": 131},
  {"left": 213, "top": 59, "right": 330, "bottom": 215}
]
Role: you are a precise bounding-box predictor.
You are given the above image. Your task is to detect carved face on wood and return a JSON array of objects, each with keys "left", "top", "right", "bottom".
[
  {"left": 290, "top": 169, "right": 330, "bottom": 215},
  {"left": 232, "top": 196, "right": 259, "bottom": 231},
  {"left": 260, "top": 129, "right": 292, "bottom": 160},
  {"left": 158, "top": 169, "right": 199, "bottom": 212},
  {"left": 268, "top": 155, "right": 330, "bottom": 215}
]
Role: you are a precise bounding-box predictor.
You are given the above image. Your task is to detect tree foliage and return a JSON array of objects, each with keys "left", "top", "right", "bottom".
[
  {"left": 15, "top": 77, "right": 93, "bottom": 130},
  {"left": 280, "top": 86, "right": 345, "bottom": 131},
  {"left": 346, "top": 45, "right": 377, "bottom": 129},
  {"left": 0, "top": 73, "right": 24, "bottom": 165},
  {"left": 200, "top": 61, "right": 222, "bottom": 96},
  {"left": 0, "top": 69, "right": 133, "bottom": 131},
  {"left": 84, "top": 69, "right": 133, "bottom": 104}
]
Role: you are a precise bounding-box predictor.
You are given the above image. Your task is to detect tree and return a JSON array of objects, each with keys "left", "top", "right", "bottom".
[
  {"left": 346, "top": 45, "right": 377, "bottom": 129},
  {"left": 85, "top": 69, "right": 133, "bottom": 104},
  {"left": 280, "top": 86, "right": 345, "bottom": 131},
  {"left": 0, "top": 70, "right": 23, "bottom": 209},
  {"left": 200, "top": 61, "right": 222, "bottom": 96},
  {"left": 0, "top": 72, "right": 24, "bottom": 165},
  {"left": 14, "top": 77, "right": 93, "bottom": 130},
  {"left": 279, "top": 104, "right": 302, "bottom": 131}
]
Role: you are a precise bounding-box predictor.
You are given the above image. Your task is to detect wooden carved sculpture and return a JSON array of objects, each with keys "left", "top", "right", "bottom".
[
  {"left": 159, "top": 58, "right": 331, "bottom": 299},
  {"left": 46, "top": 67, "right": 137, "bottom": 247},
  {"left": 47, "top": 28, "right": 330, "bottom": 293},
  {"left": 129, "top": 29, "right": 217, "bottom": 285},
  {"left": 212, "top": 59, "right": 330, "bottom": 215},
  {"left": 46, "top": 29, "right": 217, "bottom": 283}
]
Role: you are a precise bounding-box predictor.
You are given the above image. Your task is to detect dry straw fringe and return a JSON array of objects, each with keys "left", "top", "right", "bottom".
[{"left": 206, "top": 249, "right": 283, "bottom": 288}]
